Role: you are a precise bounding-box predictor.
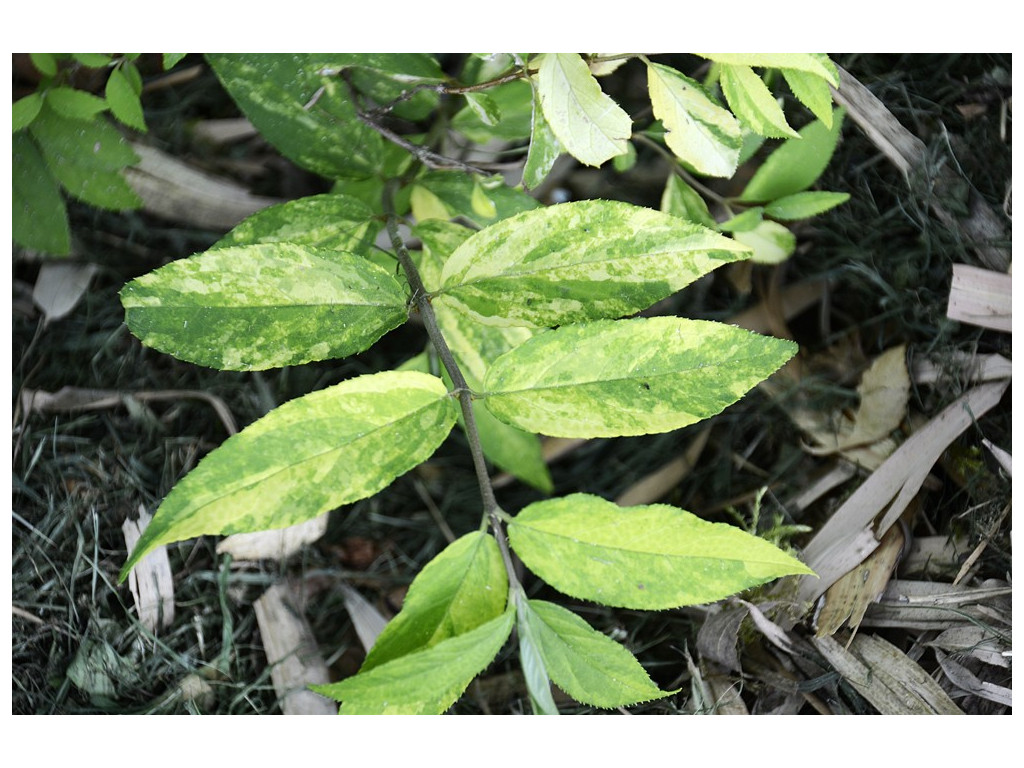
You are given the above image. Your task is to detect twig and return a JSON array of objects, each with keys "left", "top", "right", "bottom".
[{"left": 382, "top": 181, "right": 520, "bottom": 587}]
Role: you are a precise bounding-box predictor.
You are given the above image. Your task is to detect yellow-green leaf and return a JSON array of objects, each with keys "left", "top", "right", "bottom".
[
  {"left": 315, "top": 607, "right": 514, "bottom": 714},
  {"left": 536, "top": 53, "right": 631, "bottom": 167},
  {"left": 437, "top": 200, "right": 750, "bottom": 328},
  {"left": 647, "top": 62, "right": 741, "bottom": 177},
  {"left": 695, "top": 54, "right": 840, "bottom": 88},
  {"left": 509, "top": 494, "right": 815, "bottom": 609},
  {"left": 121, "top": 243, "right": 408, "bottom": 371},
  {"left": 119, "top": 371, "right": 457, "bottom": 581},
  {"left": 718, "top": 63, "right": 799, "bottom": 139},
  {"left": 782, "top": 67, "right": 835, "bottom": 128},
  {"left": 516, "top": 595, "right": 674, "bottom": 707},
  {"left": 733, "top": 219, "right": 797, "bottom": 264},
  {"left": 362, "top": 532, "right": 508, "bottom": 671},
  {"left": 417, "top": 221, "right": 553, "bottom": 492},
  {"left": 483, "top": 317, "right": 797, "bottom": 438}
]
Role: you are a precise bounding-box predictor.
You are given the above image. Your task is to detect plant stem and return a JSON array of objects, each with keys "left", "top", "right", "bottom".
[{"left": 382, "top": 181, "right": 521, "bottom": 587}]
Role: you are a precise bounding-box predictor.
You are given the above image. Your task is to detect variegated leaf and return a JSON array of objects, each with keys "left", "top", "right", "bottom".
[
  {"left": 509, "top": 494, "right": 815, "bottom": 609},
  {"left": 483, "top": 317, "right": 797, "bottom": 438},
  {"left": 121, "top": 243, "right": 408, "bottom": 371},
  {"left": 213, "top": 193, "right": 378, "bottom": 254},
  {"left": 535, "top": 53, "right": 631, "bottom": 167},
  {"left": 695, "top": 53, "right": 840, "bottom": 88},
  {"left": 646, "top": 62, "right": 742, "bottom": 178},
  {"left": 206, "top": 54, "right": 384, "bottom": 180},
  {"left": 120, "top": 371, "right": 457, "bottom": 580},
  {"left": 718, "top": 63, "right": 799, "bottom": 138},
  {"left": 437, "top": 200, "right": 750, "bottom": 328}
]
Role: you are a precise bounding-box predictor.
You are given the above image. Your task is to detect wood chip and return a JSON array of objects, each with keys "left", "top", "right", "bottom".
[
  {"left": 861, "top": 579, "right": 1012, "bottom": 631},
  {"left": 946, "top": 263, "right": 1012, "bottom": 331},
  {"left": 217, "top": 514, "right": 328, "bottom": 561},
  {"left": 911, "top": 351, "right": 1012, "bottom": 384},
  {"left": 122, "top": 506, "right": 175, "bottom": 632},
  {"left": 700, "top": 661, "right": 749, "bottom": 715},
  {"left": 696, "top": 604, "right": 746, "bottom": 672},
  {"left": 813, "top": 515, "right": 908, "bottom": 639},
  {"left": 792, "top": 379, "right": 1008, "bottom": 608},
  {"left": 125, "top": 142, "right": 284, "bottom": 231},
  {"left": 338, "top": 583, "right": 389, "bottom": 653},
  {"left": 253, "top": 582, "right": 336, "bottom": 715},
  {"left": 21, "top": 385, "right": 238, "bottom": 436},
  {"left": 615, "top": 427, "right": 710, "bottom": 506},
  {"left": 934, "top": 649, "right": 1012, "bottom": 707},
  {"left": 813, "top": 633, "right": 964, "bottom": 714},
  {"left": 927, "top": 626, "right": 1010, "bottom": 669},
  {"left": 900, "top": 534, "right": 971, "bottom": 579}
]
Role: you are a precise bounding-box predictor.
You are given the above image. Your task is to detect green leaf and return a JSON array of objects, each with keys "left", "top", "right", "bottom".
[
  {"left": 72, "top": 53, "right": 113, "bottom": 68},
  {"left": 471, "top": 403, "right": 553, "bottom": 493},
  {"left": 695, "top": 54, "right": 839, "bottom": 88},
  {"left": 463, "top": 91, "right": 501, "bottom": 127},
  {"left": 119, "top": 370, "right": 458, "bottom": 581},
  {"left": 646, "top": 62, "right": 741, "bottom": 178},
  {"left": 206, "top": 53, "right": 384, "bottom": 180},
  {"left": 45, "top": 86, "right": 109, "bottom": 121},
  {"left": 483, "top": 316, "right": 797, "bottom": 438},
  {"left": 13, "top": 92, "right": 44, "bottom": 132},
  {"left": 120, "top": 61, "right": 144, "bottom": 94},
  {"left": 105, "top": 67, "right": 147, "bottom": 132},
  {"left": 452, "top": 79, "right": 533, "bottom": 143},
  {"left": 536, "top": 53, "right": 631, "bottom": 167},
  {"left": 739, "top": 107, "right": 845, "bottom": 202},
  {"left": 362, "top": 532, "right": 508, "bottom": 671},
  {"left": 346, "top": 63, "right": 440, "bottom": 122},
  {"left": 121, "top": 243, "right": 408, "bottom": 371},
  {"left": 29, "top": 53, "right": 57, "bottom": 77},
  {"left": 29, "top": 103, "right": 142, "bottom": 210},
  {"left": 12, "top": 133, "right": 71, "bottom": 255},
  {"left": 315, "top": 607, "right": 514, "bottom": 714},
  {"left": 660, "top": 173, "right": 716, "bottom": 228},
  {"left": 409, "top": 184, "right": 451, "bottom": 222},
  {"left": 718, "top": 207, "right": 764, "bottom": 233},
  {"left": 718, "top": 64, "right": 798, "bottom": 139},
  {"left": 329, "top": 141, "right": 415, "bottom": 215},
  {"left": 516, "top": 596, "right": 674, "bottom": 707},
  {"left": 437, "top": 200, "right": 750, "bottom": 328},
  {"left": 522, "top": 86, "right": 562, "bottom": 190},
  {"left": 733, "top": 219, "right": 797, "bottom": 264},
  {"left": 213, "top": 193, "right": 377, "bottom": 254},
  {"left": 412, "top": 170, "right": 540, "bottom": 227},
  {"left": 782, "top": 68, "right": 835, "bottom": 128},
  {"left": 163, "top": 53, "right": 188, "bottom": 70},
  {"left": 612, "top": 140, "right": 637, "bottom": 172},
  {"left": 765, "top": 190, "right": 850, "bottom": 220},
  {"left": 508, "top": 494, "right": 815, "bottom": 609}
]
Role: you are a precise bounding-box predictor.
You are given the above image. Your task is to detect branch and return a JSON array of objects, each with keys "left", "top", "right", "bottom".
[{"left": 381, "top": 181, "right": 520, "bottom": 586}]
